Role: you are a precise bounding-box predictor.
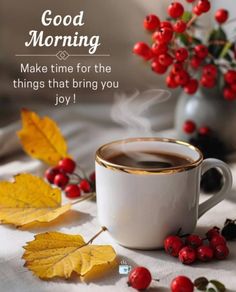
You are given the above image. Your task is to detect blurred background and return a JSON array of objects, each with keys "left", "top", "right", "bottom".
[{"left": 0, "top": 0, "right": 235, "bottom": 173}]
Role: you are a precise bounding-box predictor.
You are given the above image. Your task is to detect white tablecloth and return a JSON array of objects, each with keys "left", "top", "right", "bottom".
[{"left": 0, "top": 105, "right": 235, "bottom": 292}]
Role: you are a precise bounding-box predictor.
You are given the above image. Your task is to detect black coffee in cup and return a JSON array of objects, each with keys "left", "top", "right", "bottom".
[{"left": 107, "top": 151, "right": 193, "bottom": 170}]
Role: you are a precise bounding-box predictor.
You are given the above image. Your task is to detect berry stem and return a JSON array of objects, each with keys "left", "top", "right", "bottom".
[
  {"left": 76, "top": 165, "right": 88, "bottom": 180},
  {"left": 86, "top": 226, "right": 107, "bottom": 244},
  {"left": 187, "top": 14, "right": 198, "bottom": 28},
  {"left": 176, "top": 228, "right": 182, "bottom": 235},
  {"left": 70, "top": 172, "right": 82, "bottom": 181},
  {"left": 71, "top": 192, "right": 96, "bottom": 205},
  {"left": 180, "top": 233, "right": 190, "bottom": 238}
]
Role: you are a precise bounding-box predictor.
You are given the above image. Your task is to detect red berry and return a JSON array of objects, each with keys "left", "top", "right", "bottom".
[
  {"left": 58, "top": 158, "right": 76, "bottom": 174},
  {"left": 186, "top": 234, "right": 203, "bottom": 249},
  {"left": 203, "top": 64, "right": 218, "bottom": 78},
  {"left": 200, "top": 76, "right": 216, "bottom": 88},
  {"left": 160, "top": 21, "right": 173, "bottom": 30},
  {"left": 175, "top": 48, "right": 189, "bottom": 62},
  {"left": 197, "top": 0, "right": 211, "bottom": 13},
  {"left": 215, "top": 9, "right": 229, "bottom": 24},
  {"left": 197, "top": 245, "right": 214, "bottom": 262},
  {"left": 175, "top": 70, "right": 190, "bottom": 86},
  {"left": 184, "top": 79, "right": 198, "bottom": 94},
  {"left": 54, "top": 173, "right": 69, "bottom": 189},
  {"left": 210, "top": 235, "right": 227, "bottom": 248},
  {"left": 171, "top": 276, "right": 194, "bottom": 292},
  {"left": 128, "top": 267, "right": 152, "bottom": 290},
  {"left": 171, "top": 62, "right": 184, "bottom": 75},
  {"left": 206, "top": 227, "right": 220, "bottom": 240},
  {"left": 194, "top": 45, "right": 208, "bottom": 59},
  {"left": 133, "top": 42, "right": 153, "bottom": 60},
  {"left": 45, "top": 167, "right": 61, "bottom": 184},
  {"left": 199, "top": 126, "right": 211, "bottom": 136},
  {"left": 79, "top": 179, "right": 91, "bottom": 193},
  {"left": 224, "top": 70, "right": 236, "bottom": 84},
  {"left": 183, "top": 120, "right": 196, "bottom": 134},
  {"left": 193, "top": 5, "right": 203, "bottom": 16},
  {"left": 158, "top": 53, "right": 173, "bottom": 67},
  {"left": 223, "top": 87, "right": 236, "bottom": 101},
  {"left": 173, "top": 20, "right": 187, "bottom": 33},
  {"left": 164, "top": 235, "right": 184, "bottom": 257},
  {"left": 144, "top": 14, "right": 160, "bottom": 31},
  {"left": 65, "top": 184, "right": 81, "bottom": 199},
  {"left": 156, "top": 27, "right": 173, "bottom": 43},
  {"left": 231, "top": 83, "right": 236, "bottom": 92},
  {"left": 190, "top": 56, "right": 202, "bottom": 69},
  {"left": 166, "top": 74, "right": 179, "bottom": 88},
  {"left": 179, "top": 247, "right": 197, "bottom": 265},
  {"left": 89, "top": 171, "right": 96, "bottom": 183},
  {"left": 152, "top": 59, "right": 168, "bottom": 74},
  {"left": 168, "top": 2, "right": 184, "bottom": 19},
  {"left": 214, "top": 244, "right": 229, "bottom": 260},
  {"left": 152, "top": 31, "right": 159, "bottom": 42},
  {"left": 152, "top": 42, "right": 168, "bottom": 56}
]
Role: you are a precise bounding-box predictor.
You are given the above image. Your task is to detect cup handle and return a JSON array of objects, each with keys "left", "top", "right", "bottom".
[{"left": 198, "top": 158, "right": 233, "bottom": 218}]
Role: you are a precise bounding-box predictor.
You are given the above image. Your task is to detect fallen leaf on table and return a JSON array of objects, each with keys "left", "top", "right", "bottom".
[
  {"left": 0, "top": 174, "right": 75, "bottom": 227},
  {"left": 23, "top": 228, "right": 116, "bottom": 280},
  {"left": 82, "top": 259, "right": 118, "bottom": 282},
  {"left": 17, "top": 108, "right": 69, "bottom": 165},
  {"left": 0, "top": 204, "right": 71, "bottom": 227},
  {"left": 0, "top": 174, "right": 61, "bottom": 208}
]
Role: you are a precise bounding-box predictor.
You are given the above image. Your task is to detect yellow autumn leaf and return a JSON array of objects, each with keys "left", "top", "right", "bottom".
[
  {"left": 0, "top": 174, "right": 61, "bottom": 208},
  {"left": 17, "top": 109, "right": 69, "bottom": 165},
  {"left": 0, "top": 204, "right": 71, "bottom": 227},
  {"left": 23, "top": 229, "right": 116, "bottom": 280},
  {"left": 0, "top": 174, "right": 72, "bottom": 227}
]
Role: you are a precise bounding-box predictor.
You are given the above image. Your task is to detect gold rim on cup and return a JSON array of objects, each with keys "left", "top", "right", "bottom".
[{"left": 95, "top": 137, "right": 204, "bottom": 175}]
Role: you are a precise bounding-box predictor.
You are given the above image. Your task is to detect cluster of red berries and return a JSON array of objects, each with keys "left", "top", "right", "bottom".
[
  {"left": 133, "top": 1, "right": 235, "bottom": 101},
  {"left": 183, "top": 120, "right": 210, "bottom": 135},
  {"left": 164, "top": 227, "right": 229, "bottom": 265},
  {"left": 127, "top": 266, "right": 194, "bottom": 292},
  {"left": 45, "top": 157, "right": 95, "bottom": 199},
  {"left": 127, "top": 266, "right": 224, "bottom": 292},
  {"left": 223, "top": 70, "right": 236, "bottom": 101}
]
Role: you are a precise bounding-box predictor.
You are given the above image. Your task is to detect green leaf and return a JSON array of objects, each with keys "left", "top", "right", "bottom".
[
  {"left": 194, "top": 277, "right": 209, "bottom": 291},
  {"left": 210, "top": 280, "right": 226, "bottom": 292},
  {"left": 178, "top": 33, "right": 190, "bottom": 46},
  {"left": 207, "top": 288, "right": 217, "bottom": 292},
  {"left": 224, "top": 53, "right": 232, "bottom": 62},
  {"left": 182, "top": 11, "right": 192, "bottom": 23},
  {"left": 208, "top": 27, "right": 227, "bottom": 58},
  {"left": 219, "top": 42, "right": 233, "bottom": 59},
  {"left": 209, "top": 27, "right": 227, "bottom": 42},
  {"left": 192, "top": 37, "right": 202, "bottom": 44}
]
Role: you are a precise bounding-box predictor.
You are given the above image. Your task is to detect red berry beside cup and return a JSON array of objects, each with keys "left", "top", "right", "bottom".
[
  {"left": 171, "top": 276, "right": 194, "bottom": 292},
  {"left": 164, "top": 226, "right": 230, "bottom": 265},
  {"left": 128, "top": 267, "right": 152, "bottom": 290}
]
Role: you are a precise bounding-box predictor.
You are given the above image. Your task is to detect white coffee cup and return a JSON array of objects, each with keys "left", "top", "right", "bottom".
[{"left": 95, "top": 138, "right": 232, "bottom": 250}]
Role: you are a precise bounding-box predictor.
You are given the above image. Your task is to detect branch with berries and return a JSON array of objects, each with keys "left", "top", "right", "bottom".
[
  {"left": 133, "top": 0, "right": 236, "bottom": 100},
  {"left": 126, "top": 222, "right": 233, "bottom": 291},
  {"left": 127, "top": 267, "right": 226, "bottom": 291},
  {"left": 45, "top": 158, "right": 95, "bottom": 199}
]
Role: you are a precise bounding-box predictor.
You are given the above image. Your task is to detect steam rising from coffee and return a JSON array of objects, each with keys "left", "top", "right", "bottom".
[
  {"left": 111, "top": 89, "right": 171, "bottom": 135},
  {"left": 110, "top": 89, "right": 172, "bottom": 168}
]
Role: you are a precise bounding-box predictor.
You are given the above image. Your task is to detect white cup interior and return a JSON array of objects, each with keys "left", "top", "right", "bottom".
[{"left": 97, "top": 138, "right": 203, "bottom": 170}]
